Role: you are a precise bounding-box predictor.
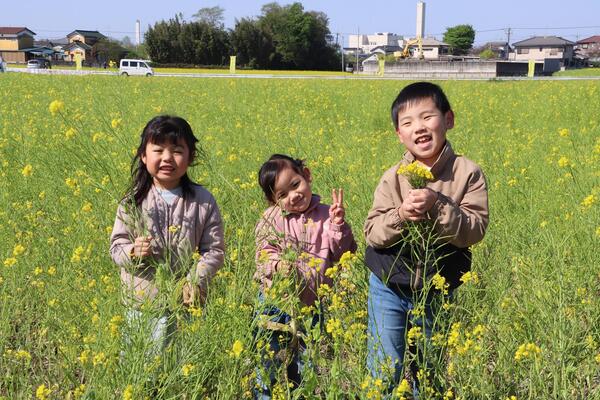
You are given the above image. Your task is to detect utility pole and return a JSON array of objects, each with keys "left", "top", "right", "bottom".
[
  {"left": 341, "top": 34, "right": 345, "bottom": 72},
  {"left": 505, "top": 27, "right": 511, "bottom": 60},
  {"left": 356, "top": 27, "right": 360, "bottom": 74}
]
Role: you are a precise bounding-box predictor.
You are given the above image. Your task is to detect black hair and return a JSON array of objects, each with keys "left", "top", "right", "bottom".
[
  {"left": 127, "top": 115, "right": 199, "bottom": 206},
  {"left": 258, "top": 154, "right": 306, "bottom": 204},
  {"left": 390, "top": 81, "right": 452, "bottom": 131}
]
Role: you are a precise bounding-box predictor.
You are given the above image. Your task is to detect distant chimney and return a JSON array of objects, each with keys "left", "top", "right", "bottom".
[
  {"left": 135, "top": 20, "right": 141, "bottom": 45},
  {"left": 416, "top": 1, "right": 426, "bottom": 39}
]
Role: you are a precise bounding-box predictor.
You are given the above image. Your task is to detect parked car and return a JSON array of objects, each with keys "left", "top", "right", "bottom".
[
  {"left": 119, "top": 59, "right": 153, "bottom": 76},
  {"left": 27, "top": 58, "right": 51, "bottom": 69}
]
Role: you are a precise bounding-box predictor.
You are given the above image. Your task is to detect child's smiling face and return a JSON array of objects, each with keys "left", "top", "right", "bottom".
[
  {"left": 273, "top": 166, "right": 313, "bottom": 213},
  {"left": 396, "top": 97, "right": 454, "bottom": 167},
  {"left": 141, "top": 138, "right": 191, "bottom": 190}
]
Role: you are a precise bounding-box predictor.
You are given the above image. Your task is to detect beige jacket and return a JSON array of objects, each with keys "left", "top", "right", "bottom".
[
  {"left": 364, "top": 141, "right": 488, "bottom": 250},
  {"left": 110, "top": 184, "right": 225, "bottom": 304}
]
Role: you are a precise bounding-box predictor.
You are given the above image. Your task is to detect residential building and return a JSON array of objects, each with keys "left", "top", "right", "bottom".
[
  {"left": 64, "top": 29, "right": 106, "bottom": 61},
  {"left": 35, "top": 38, "right": 68, "bottom": 61},
  {"left": 403, "top": 37, "right": 450, "bottom": 59},
  {"left": 576, "top": 35, "right": 600, "bottom": 61},
  {"left": 510, "top": 36, "right": 574, "bottom": 65},
  {"left": 0, "top": 27, "right": 36, "bottom": 63},
  {"left": 347, "top": 32, "right": 403, "bottom": 55}
]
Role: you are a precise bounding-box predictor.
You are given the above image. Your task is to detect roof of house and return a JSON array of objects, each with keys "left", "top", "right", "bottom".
[
  {"left": 512, "top": 36, "right": 575, "bottom": 47},
  {"left": 0, "top": 27, "right": 36, "bottom": 36},
  {"left": 370, "top": 45, "right": 402, "bottom": 53},
  {"left": 577, "top": 35, "right": 600, "bottom": 44},
  {"left": 67, "top": 30, "right": 105, "bottom": 39},
  {"left": 484, "top": 41, "right": 511, "bottom": 49},
  {"left": 63, "top": 41, "right": 92, "bottom": 51},
  {"left": 35, "top": 38, "right": 69, "bottom": 47},
  {"left": 406, "top": 37, "right": 449, "bottom": 47}
]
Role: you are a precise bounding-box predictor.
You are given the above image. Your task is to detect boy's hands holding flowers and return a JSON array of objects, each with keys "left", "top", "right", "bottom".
[
  {"left": 399, "top": 188, "right": 439, "bottom": 221},
  {"left": 329, "top": 188, "right": 346, "bottom": 225},
  {"left": 396, "top": 162, "right": 438, "bottom": 222}
]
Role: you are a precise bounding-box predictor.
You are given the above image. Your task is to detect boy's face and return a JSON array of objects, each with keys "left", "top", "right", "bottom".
[{"left": 396, "top": 97, "right": 454, "bottom": 167}]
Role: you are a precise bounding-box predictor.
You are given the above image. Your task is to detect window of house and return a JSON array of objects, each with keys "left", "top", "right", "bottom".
[
  {"left": 518, "top": 48, "right": 529, "bottom": 54},
  {"left": 582, "top": 44, "right": 588, "bottom": 49},
  {"left": 550, "top": 48, "right": 557, "bottom": 55}
]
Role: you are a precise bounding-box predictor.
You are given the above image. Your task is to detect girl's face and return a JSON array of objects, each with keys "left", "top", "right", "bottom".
[
  {"left": 141, "top": 138, "right": 191, "bottom": 190},
  {"left": 272, "top": 166, "right": 312, "bottom": 213}
]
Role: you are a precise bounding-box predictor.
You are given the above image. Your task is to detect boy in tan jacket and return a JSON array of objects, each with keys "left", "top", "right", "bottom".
[{"left": 364, "top": 82, "right": 489, "bottom": 395}]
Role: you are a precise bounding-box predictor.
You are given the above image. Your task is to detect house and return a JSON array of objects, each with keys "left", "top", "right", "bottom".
[
  {"left": 346, "top": 32, "right": 403, "bottom": 55},
  {"left": 575, "top": 35, "right": 600, "bottom": 62},
  {"left": 510, "top": 36, "right": 574, "bottom": 66},
  {"left": 0, "top": 27, "right": 36, "bottom": 63},
  {"left": 35, "top": 38, "right": 68, "bottom": 61},
  {"left": 63, "top": 29, "right": 106, "bottom": 62},
  {"left": 404, "top": 37, "right": 450, "bottom": 59}
]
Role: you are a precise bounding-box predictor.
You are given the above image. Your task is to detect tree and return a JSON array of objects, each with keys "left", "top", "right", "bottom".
[
  {"left": 145, "top": 13, "right": 231, "bottom": 65},
  {"left": 192, "top": 6, "right": 225, "bottom": 27},
  {"left": 232, "top": 2, "right": 339, "bottom": 70},
  {"left": 443, "top": 24, "right": 475, "bottom": 55},
  {"left": 231, "top": 17, "right": 273, "bottom": 68},
  {"left": 479, "top": 48, "right": 495, "bottom": 59},
  {"left": 121, "top": 36, "right": 133, "bottom": 48},
  {"left": 92, "top": 38, "right": 132, "bottom": 64}
]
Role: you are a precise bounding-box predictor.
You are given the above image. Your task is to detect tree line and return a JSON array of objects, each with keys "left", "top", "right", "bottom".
[{"left": 144, "top": 3, "right": 341, "bottom": 70}]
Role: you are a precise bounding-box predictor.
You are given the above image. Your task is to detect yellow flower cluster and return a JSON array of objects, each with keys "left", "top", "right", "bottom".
[
  {"left": 48, "top": 100, "right": 65, "bottom": 116},
  {"left": 460, "top": 271, "right": 479, "bottom": 285},
  {"left": 397, "top": 161, "right": 434, "bottom": 188},
  {"left": 21, "top": 164, "right": 33, "bottom": 177},
  {"left": 229, "top": 339, "right": 244, "bottom": 358},
  {"left": 514, "top": 342, "right": 541, "bottom": 361},
  {"left": 432, "top": 273, "right": 449, "bottom": 295},
  {"left": 181, "top": 363, "right": 195, "bottom": 377}
]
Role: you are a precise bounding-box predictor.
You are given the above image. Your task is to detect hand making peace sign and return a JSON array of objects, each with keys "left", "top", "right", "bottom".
[{"left": 329, "top": 188, "right": 346, "bottom": 225}]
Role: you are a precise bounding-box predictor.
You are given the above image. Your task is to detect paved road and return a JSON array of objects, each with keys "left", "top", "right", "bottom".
[{"left": 6, "top": 67, "right": 600, "bottom": 80}]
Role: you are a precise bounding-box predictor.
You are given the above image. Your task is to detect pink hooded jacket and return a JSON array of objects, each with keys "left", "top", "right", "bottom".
[{"left": 255, "top": 195, "right": 357, "bottom": 306}]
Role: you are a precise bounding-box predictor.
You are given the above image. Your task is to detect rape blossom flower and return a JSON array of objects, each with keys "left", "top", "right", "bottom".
[
  {"left": 397, "top": 161, "right": 434, "bottom": 188},
  {"left": 230, "top": 339, "right": 244, "bottom": 358},
  {"left": 21, "top": 164, "right": 33, "bottom": 177},
  {"left": 48, "top": 100, "right": 65, "bottom": 116}
]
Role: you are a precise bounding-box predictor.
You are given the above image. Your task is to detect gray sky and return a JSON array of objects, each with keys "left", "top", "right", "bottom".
[{"left": 2, "top": 0, "right": 600, "bottom": 45}]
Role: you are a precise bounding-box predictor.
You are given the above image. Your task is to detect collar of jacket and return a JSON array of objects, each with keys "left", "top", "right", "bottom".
[{"left": 401, "top": 140, "right": 456, "bottom": 178}]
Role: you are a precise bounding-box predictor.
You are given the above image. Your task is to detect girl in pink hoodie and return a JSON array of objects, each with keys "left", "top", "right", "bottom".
[{"left": 254, "top": 154, "right": 356, "bottom": 399}]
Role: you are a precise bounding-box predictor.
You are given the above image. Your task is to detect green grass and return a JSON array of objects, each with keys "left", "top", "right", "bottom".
[
  {"left": 554, "top": 67, "right": 600, "bottom": 77},
  {"left": 0, "top": 74, "right": 598, "bottom": 399}
]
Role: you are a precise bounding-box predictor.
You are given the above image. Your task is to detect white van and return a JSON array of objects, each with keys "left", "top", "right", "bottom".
[{"left": 119, "top": 59, "right": 154, "bottom": 76}]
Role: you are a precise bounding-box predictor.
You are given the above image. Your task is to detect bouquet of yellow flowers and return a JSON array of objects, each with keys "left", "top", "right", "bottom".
[{"left": 397, "top": 161, "right": 434, "bottom": 189}]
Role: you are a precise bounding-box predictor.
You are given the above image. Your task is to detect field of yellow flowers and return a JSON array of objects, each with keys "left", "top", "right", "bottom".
[{"left": 0, "top": 73, "right": 599, "bottom": 399}]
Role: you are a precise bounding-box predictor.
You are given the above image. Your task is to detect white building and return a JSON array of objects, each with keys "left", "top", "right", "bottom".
[{"left": 347, "top": 32, "right": 403, "bottom": 54}]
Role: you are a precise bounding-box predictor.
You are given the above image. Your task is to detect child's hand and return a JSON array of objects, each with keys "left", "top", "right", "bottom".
[
  {"left": 399, "top": 188, "right": 439, "bottom": 221},
  {"left": 329, "top": 188, "right": 346, "bottom": 225},
  {"left": 132, "top": 236, "right": 153, "bottom": 258},
  {"left": 276, "top": 260, "right": 292, "bottom": 276},
  {"left": 182, "top": 282, "right": 206, "bottom": 307}
]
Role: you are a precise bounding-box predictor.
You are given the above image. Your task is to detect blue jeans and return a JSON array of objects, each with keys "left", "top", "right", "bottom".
[{"left": 367, "top": 273, "right": 447, "bottom": 396}]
